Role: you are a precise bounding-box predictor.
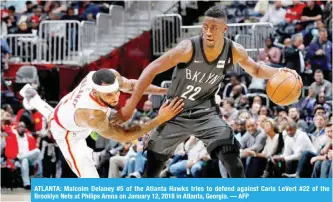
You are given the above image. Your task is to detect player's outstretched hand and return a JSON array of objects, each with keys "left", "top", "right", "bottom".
[
  {"left": 279, "top": 67, "right": 301, "bottom": 80},
  {"left": 157, "top": 97, "right": 184, "bottom": 123}
]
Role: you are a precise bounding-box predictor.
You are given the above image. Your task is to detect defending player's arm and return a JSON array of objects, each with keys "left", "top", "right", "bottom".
[
  {"left": 232, "top": 42, "right": 297, "bottom": 79},
  {"left": 81, "top": 98, "right": 183, "bottom": 142},
  {"left": 110, "top": 69, "right": 167, "bottom": 95},
  {"left": 119, "top": 40, "right": 193, "bottom": 120}
]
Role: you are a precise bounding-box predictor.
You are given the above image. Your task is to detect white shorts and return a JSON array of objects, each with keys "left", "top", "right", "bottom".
[{"left": 50, "top": 119, "right": 99, "bottom": 178}]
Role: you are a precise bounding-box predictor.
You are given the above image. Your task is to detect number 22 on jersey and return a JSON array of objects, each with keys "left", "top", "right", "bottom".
[{"left": 181, "top": 85, "right": 202, "bottom": 101}]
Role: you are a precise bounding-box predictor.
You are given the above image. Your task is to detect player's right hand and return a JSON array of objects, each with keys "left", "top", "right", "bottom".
[{"left": 157, "top": 97, "right": 184, "bottom": 122}]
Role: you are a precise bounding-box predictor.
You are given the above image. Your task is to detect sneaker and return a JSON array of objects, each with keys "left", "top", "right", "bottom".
[
  {"left": 24, "top": 185, "right": 31, "bottom": 190},
  {"left": 282, "top": 173, "right": 297, "bottom": 178}
]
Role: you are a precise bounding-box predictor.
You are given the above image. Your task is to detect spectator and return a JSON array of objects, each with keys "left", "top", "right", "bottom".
[
  {"left": 246, "top": 119, "right": 284, "bottom": 177},
  {"left": 305, "top": 28, "right": 332, "bottom": 80},
  {"left": 76, "top": 1, "right": 100, "bottom": 20},
  {"left": 303, "top": 20, "right": 326, "bottom": 46},
  {"left": 3, "top": 6, "right": 18, "bottom": 33},
  {"left": 169, "top": 137, "right": 210, "bottom": 178},
  {"left": 251, "top": 0, "right": 269, "bottom": 17},
  {"left": 257, "top": 114, "right": 268, "bottom": 130},
  {"left": 310, "top": 114, "right": 327, "bottom": 149},
  {"left": 238, "top": 110, "right": 252, "bottom": 121},
  {"left": 132, "top": 100, "right": 157, "bottom": 121},
  {"left": 2, "top": 104, "right": 14, "bottom": 117},
  {"left": 30, "top": 15, "right": 40, "bottom": 35},
  {"left": 284, "top": 34, "right": 305, "bottom": 74},
  {"left": 108, "top": 142, "right": 132, "bottom": 178},
  {"left": 250, "top": 103, "right": 261, "bottom": 121},
  {"left": 259, "top": 106, "right": 271, "bottom": 117},
  {"left": 300, "top": 1, "right": 323, "bottom": 30},
  {"left": 285, "top": 0, "right": 305, "bottom": 23},
  {"left": 1, "top": 39, "right": 11, "bottom": 71},
  {"left": 287, "top": 121, "right": 331, "bottom": 178},
  {"left": 288, "top": 107, "right": 308, "bottom": 132},
  {"left": 240, "top": 118, "right": 267, "bottom": 158},
  {"left": 1, "top": 19, "right": 8, "bottom": 36},
  {"left": 312, "top": 149, "right": 332, "bottom": 178},
  {"left": 306, "top": 106, "right": 328, "bottom": 134},
  {"left": 252, "top": 96, "right": 262, "bottom": 106},
  {"left": 31, "top": 6, "right": 47, "bottom": 22},
  {"left": 322, "top": 1, "right": 332, "bottom": 38},
  {"left": 16, "top": 108, "right": 35, "bottom": 133},
  {"left": 222, "top": 73, "right": 247, "bottom": 98},
  {"left": 5, "top": 122, "right": 40, "bottom": 189},
  {"left": 308, "top": 69, "right": 332, "bottom": 98},
  {"left": 128, "top": 136, "right": 149, "bottom": 178},
  {"left": 272, "top": 121, "right": 315, "bottom": 175},
  {"left": 283, "top": 37, "right": 292, "bottom": 48},
  {"left": 220, "top": 98, "right": 238, "bottom": 122},
  {"left": 234, "top": 119, "right": 247, "bottom": 141},
  {"left": 23, "top": 1, "right": 35, "bottom": 16},
  {"left": 260, "top": 0, "right": 286, "bottom": 26},
  {"left": 305, "top": 92, "right": 332, "bottom": 115},
  {"left": 39, "top": 131, "right": 57, "bottom": 178},
  {"left": 280, "top": 0, "right": 305, "bottom": 34},
  {"left": 231, "top": 84, "right": 244, "bottom": 107},
  {"left": 237, "top": 95, "right": 250, "bottom": 110},
  {"left": 61, "top": 7, "right": 80, "bottom": 21},
  {"left": 258, "top": 37, "right": 282, "bottom": 66},
  {"left": 16, "top": 21, "right": 32, "bottom": 34},
  {"left": 95, "top": 139, "right": 123, "bottom": 178}
]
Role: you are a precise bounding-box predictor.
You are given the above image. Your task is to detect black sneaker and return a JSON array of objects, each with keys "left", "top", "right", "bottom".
[{"left": 24, "top": 185, "right": 31, "bottom": 190}]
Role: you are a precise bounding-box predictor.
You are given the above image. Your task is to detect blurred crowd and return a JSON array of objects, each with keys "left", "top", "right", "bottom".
[
  {"left": 0, "top": 0, "right": 124, "bottom": 36},
  {"left": 1, "top": 0, "right": 332, "bottom": 190}
]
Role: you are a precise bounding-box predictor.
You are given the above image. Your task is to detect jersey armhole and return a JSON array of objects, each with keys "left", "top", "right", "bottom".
[
  {"left": 223, "top": 40, "right": 234, "bottom": 75},
  {"left": 177, "top": 38, "right": 196, "bottom": 69}
]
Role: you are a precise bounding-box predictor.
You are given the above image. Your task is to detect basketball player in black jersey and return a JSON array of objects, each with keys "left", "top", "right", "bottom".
[{"left": 116, "top": 6, "right": 298, "bottom": 178}]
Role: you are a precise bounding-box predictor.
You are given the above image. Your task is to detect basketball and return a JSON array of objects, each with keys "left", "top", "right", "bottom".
[{"left": 266, "top": 71, "right": 303, "bottom": 106}]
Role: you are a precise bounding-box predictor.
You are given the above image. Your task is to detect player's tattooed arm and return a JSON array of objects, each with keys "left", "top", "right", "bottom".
[
  {"left": 110, "top": 69, "right": 167, "bottom": 95},
  {"left": 82, "top": 98, "right": 184, "bottom": 142},
  {"left": 232, "top": 42, "right": 280, "bottom": 79}
]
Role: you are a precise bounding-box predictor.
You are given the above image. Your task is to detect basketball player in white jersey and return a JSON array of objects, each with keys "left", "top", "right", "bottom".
[{"left": 19, "top": 68, "right": 184, "bottom": 178}]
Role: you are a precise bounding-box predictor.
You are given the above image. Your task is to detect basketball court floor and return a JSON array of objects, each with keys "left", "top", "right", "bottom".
[{"left": 1, "top": 188, "right": 30, "bottom": 202}]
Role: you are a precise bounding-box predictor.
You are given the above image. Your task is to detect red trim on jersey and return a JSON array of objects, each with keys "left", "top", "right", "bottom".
[
  {"left": 65, "top": 131, "right": 81, "bottom": 177},
  {"left": 54, "top": 104, "right": 66, "bottom": 130},
  {"left": 89, "top": 93, "right": 106, "bottom": 107}
]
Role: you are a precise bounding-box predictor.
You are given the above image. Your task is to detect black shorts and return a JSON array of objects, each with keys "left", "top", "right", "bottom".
[{"left": 147, "top": 105, "right": 238, "bottom": 157}]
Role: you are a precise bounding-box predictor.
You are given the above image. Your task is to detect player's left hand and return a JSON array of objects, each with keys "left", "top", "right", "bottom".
[
  {"left": 157, "top": 97, "right": 184, "bottom": 123},
  {"left": 280, "top": 67, "right": 301, "bottom": 80}
]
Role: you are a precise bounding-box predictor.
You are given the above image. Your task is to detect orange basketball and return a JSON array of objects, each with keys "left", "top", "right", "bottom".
[{"left": 266, "top": 71, "right": 303, "bottom": 106}]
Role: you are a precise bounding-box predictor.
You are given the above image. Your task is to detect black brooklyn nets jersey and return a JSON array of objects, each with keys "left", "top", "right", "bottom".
[{"left": 167, "top": 35, "right": 234, "bottom": 111}]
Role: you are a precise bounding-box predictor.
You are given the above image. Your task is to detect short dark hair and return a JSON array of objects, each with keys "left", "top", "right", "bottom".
[
  {"left": 26, "top": 1, "right": 32, "bottom": 5},
  {"left": 326, "top": 122, "right": 332, "bottom": 128},
  {"left": 314, "top": 105, "right": 325, "bottom": 114},
  {"left": 8, "top": 6, "right": 16, "bottom": 12},
  {"left": 204, "top": 6, "right": 227, "bottom": 21},
  {"left": 92, "top": 69, "right": 116, "bottom": 85},
  {"left": 315, "top": 69, "right": 323, "bottom": 74}
]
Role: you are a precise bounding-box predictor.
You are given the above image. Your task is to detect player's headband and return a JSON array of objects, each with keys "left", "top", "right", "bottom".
[
  {"left": 89, "top": 71, "right": 120, "bottom": 93},
  {"left": 92, "top": 79, "right": 119, "bottom": 93}
]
